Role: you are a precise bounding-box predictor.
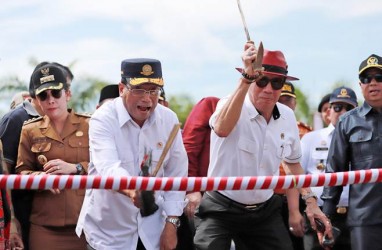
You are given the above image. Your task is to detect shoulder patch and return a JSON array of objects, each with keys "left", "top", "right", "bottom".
[
  {"left": 75, "top": 112, "right": 92, "bottom": 118},
  {"left": 23, "top": 116, "right": 43, "bottom": 125}
]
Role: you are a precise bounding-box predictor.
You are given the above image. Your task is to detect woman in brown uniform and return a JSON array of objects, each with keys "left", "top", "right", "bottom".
[{"left": 16, "top": 64, "right": 89, "bottom": 250}]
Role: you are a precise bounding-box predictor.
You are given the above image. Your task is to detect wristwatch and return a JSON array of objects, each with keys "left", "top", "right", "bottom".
[
  {"left": 75, "top": 163, "right": 83, "bottom": 175},
  {"left": 165, "top": 217, "right": 181, "bottom": 229}
]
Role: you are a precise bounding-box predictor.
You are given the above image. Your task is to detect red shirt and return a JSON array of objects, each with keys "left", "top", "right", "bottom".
[{"left": 182, "top": 97, "right": 219, "bottom": 178}]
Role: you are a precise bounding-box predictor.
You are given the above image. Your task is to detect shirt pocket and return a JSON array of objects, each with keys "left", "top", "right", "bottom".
[
  {"left": 149, "top": 149, "right": 169, "bottom": 177},
  {"left": 238, "top": 138, "right": 257, "bottom": 168},
  {"left": 276, "top": 142, "right": 292, "bottom": 160},
  {"left": 349, "top": 130, "right": 373, "bottom": 161},
  {"left": 68, "top": 136, "right": 90, "bottom": 162},
  {"left": 312, "top": 150, "right": 328, "bottom": 172},
  {"left": 31, "top": 142, "right": 52, "bottom": 169}
]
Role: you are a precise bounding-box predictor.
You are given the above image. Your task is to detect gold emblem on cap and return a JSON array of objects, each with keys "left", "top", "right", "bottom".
[
  {"left": 37, "top": 155, "right": 48, "bottom": 165},
  {"left": 338, "top": 88, "right": 350, "bottom": 98},
  {"left": 282, "top": 85, "right": 292, "bottom": 92},
  {"left": 367, "top": 56, "right": 379, "bottom": 66},
  {"left": 141, "top": 64, "right": 154, "bottom": 76},
  {"left": 76, "top": 131, "right": 84, "bottom": 137},
  {"left": 41, "top": 67, "right": 50, "bottom": 76}
]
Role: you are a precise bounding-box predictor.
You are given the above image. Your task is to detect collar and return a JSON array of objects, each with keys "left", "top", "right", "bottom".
[
  {"left": 116, "top": 97, "right": 160, "bottom": 128},
  {"left": 245, "top": 95, "right": 281, "bottom": 120},
  {"left": 23, "top": 100, "right": 40, "bottom": 117}
]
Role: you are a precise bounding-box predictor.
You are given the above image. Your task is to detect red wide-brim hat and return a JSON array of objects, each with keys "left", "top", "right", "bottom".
[{"left": 236, "top": 49, "right": 299, "bottom": 81}]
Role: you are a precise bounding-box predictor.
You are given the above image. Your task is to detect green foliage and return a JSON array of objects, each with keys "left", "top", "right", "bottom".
[
  {"left": 167, "top": 94, "right": 195, "bottom": 127},
  {"left": 68, "top": 77, "right": 112, "bottom": 113},
  {"left": 294, "top": 86, "right": 312, "bottom": 125}
]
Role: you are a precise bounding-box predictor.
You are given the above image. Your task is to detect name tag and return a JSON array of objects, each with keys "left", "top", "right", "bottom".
[{"left": 315, "top": 147, "right": 328, "bottom": 151}]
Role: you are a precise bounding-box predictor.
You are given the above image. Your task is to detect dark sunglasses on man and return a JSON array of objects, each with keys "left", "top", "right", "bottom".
[
  {"left": 359, "top": 74, "right": 382, "bottom": 84},
  {"left": 331, "top": 103, "right": 353, "bottom": 113},
  {"left": 37, "top": 89, "right": 63, "bottom": 101},
  {"left": 256, "top": 76, "right": 285, "bottom": 90}
]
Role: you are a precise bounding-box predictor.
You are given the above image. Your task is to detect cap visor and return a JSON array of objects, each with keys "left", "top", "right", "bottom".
[{"left": 35, "top": 82, "right": 64, "bottom": 95}]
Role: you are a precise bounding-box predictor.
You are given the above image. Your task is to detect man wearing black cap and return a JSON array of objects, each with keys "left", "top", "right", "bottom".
[
  {"left": 193, "top": 43, "right": 332, "bottom": 250},
  {"left": 322, "top": 54, "right": 382, "bottom": 250},
  {"left": 302, "top": 86, "right": 357, "bottom": 250},
  {"left": 317, "top": 93, "right": 331, "bottom": 128},
  {"left": 96, "top": 84, "right": 120, "bottom": 109},
  {"left": 77, "top": 58, "right": 187, "bottom": 250}
]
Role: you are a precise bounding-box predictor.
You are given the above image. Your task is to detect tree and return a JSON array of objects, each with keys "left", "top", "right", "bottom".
[{"left": 167, "top": 94, "right": 194, "bottom": 127}]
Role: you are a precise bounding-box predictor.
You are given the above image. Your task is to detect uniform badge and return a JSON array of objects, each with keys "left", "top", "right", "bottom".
[
  {"left": 281, "top": 133, "right": 284, "bottom": 140},
  {"left": 157, "top": 142, "right": 163, "bottom": 149},
  {"left": 76, "top": 131, "right": 84, "bottom": 137},
  {"left": 316, "top": 160, "right": 325, "bottom": 170},
  {"left": 367, "top": 56, "right": 379, "bottom": 66},
  {"left": 37, "top": 155, "right": 48, "bottom": 165},
  {"left": 141, "top": 64, "right": 154, "bottom": 76}
]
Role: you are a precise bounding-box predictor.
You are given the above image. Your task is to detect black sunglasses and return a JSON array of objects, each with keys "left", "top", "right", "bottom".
[
  {"left": 359, "top": 74, "right": 382, "bottom": 84},
  {"left": 331, "top": 104, "right": 353, "bottom": 113},
  {"left": 37, "top": 89, "right": 63, "bottom": 101},
  {"left": 256, "top": 76, "right": 285, "bottom": 90}
]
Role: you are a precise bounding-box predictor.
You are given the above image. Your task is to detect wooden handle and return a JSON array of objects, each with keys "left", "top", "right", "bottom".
[{"left": 152, "top": 123, "right": 181, "bottom": 177}]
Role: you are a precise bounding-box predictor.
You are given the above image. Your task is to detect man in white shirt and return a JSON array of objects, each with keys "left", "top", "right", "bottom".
[
  {"left": 193, "top": 42, "right": 333, "bottom": 250},
  {"left": 301, "top": 86, "right": 357, "bottom": 250},
  {"left": 76, "top": 58, "right": 187, "bottom": 250}
]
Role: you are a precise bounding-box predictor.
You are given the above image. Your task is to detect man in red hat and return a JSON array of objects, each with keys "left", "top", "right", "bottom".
[{"left": 193, "top": 43, "right": 332, "bottom": 250}]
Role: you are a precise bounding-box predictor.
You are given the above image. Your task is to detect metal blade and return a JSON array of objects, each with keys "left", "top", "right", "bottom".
[
  {"left": 236, "top": 0, "right": 251, "bottom": 42},
  {"left": 253, "top": 41, "right": 264, "bottom": 70}
]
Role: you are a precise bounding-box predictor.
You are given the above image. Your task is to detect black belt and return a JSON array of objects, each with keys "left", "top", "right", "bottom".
[{"left": 206, "top": 191, "right": 268, "bottom": 211}]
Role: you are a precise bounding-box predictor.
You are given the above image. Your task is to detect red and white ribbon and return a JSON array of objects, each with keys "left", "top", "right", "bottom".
[{"left": 1, "top": 169, "right": 382, "bottom": 191}]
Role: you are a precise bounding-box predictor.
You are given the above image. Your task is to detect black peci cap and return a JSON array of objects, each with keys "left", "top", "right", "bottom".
[
  {"left": 317, "top": 93, "right": 331, "bottom": 112},
  {"left": 99, "top": 84, "right": 120, "bottom": 104}
]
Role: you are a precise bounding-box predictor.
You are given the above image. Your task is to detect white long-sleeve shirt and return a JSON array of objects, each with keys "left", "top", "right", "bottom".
[
  {"left": 76, "top": 97, "right": 187, "bottom": 250},
  {"left": 300, "top": 124, "right": 349, "bottom": 207}
]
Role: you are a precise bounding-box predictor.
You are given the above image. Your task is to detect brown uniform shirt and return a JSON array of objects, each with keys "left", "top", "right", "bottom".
[{"left": 15, "top": 110, "right": 90, "bottom": 227}]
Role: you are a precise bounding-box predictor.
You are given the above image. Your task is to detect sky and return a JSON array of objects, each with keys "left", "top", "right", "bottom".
[{"left": 1, "top": 0, "right": 382, "bottom": 113}]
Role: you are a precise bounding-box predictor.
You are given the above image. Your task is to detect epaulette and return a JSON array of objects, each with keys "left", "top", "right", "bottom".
[
  {"left": 297, "top": 121, "right": 313, "bottom": 131},
  {"left": 75, "top": 112, "right": 92, "bottom": 118},
  {"left": 23, "top": 116, "right": 43, "bottom": 125}
]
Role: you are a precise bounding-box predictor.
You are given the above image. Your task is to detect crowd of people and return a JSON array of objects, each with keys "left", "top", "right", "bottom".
[{"left": 0, "top": 46, "right": 381, "bottom": 250}]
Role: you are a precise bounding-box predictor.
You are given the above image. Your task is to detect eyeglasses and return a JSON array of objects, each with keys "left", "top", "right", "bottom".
[
  {"left": 359, "top": 74, "right": 382, "bottom": 84},
  {"left": 127, "top": 88, "right": 161, "bottom": 97},
  {"left": 331, "top": 104, "right": 353, "bottom": 113},
  {"left": 37, "top": 89, "right": 63, "bottom": 101},
  {"left": 256, "top": 76, "right": 285, "bottom": 90}
]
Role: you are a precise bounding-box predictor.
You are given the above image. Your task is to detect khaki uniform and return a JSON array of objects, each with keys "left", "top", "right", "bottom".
[{"left": 16, "top": 110, "right": 90, "bottom": 227}]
